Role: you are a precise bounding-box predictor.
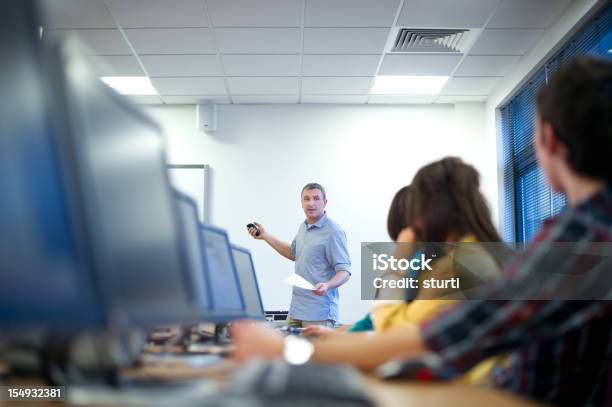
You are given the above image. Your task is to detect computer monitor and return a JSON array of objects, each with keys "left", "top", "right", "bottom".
[
  {"left": 199, "top": 225, "right": 245, "bottom": 321},
  {"left": 44, "top": 36, "right": 200, "bottom": 328},
  {"left": 230, "top": 245, "right": 265, "bottom": 320},
  {"left": 0, "top": 0, "right": 105, "bottom": 331},
  {"left": 174, "top": 192, "right": 212, "bottom": 313}
]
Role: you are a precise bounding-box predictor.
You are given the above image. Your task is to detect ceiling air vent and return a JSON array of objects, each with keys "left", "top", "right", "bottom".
[{"left": 392, "top": 28, "right": 469, "bottom": 53}]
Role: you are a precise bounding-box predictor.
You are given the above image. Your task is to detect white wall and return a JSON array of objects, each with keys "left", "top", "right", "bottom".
[{"left": 146, "top": 102, "right": 494, "bottom": 324}]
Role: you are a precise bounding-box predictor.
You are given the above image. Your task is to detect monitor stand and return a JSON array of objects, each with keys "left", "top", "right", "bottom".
[{"left": 213, "top": 323, "right": 231, "bottom": 345}]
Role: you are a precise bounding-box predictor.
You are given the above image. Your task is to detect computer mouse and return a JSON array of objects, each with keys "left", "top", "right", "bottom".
[{"left": 376, "top": 354, "right": 454, "bottom": 382}]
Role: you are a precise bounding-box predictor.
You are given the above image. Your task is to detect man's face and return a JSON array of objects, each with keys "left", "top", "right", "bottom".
[
  {"left": 301, "top": 188, "right": 327, "bottom": 222},
  {"left": 534, "top": 117, "right": 562, "bottom": 192}
]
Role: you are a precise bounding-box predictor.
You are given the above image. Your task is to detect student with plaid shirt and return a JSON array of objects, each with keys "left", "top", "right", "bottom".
[{"left": 232, "top": 57, "right": 612, "bottom": 406}]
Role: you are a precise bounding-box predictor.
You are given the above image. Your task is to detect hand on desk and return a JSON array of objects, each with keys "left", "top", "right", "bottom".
[
  {"left": 231, "top": 322, "right": 284, "bottom": 363},
  {"left": 302, "top": 325, "right": 335, "bottom": 338},
  {"left": 232, "top": 321, "right": 428, "bottom": 373}
]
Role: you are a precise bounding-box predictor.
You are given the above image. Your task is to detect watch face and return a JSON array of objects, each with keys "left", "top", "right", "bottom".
[{"left": 284, "top": 336, "right": 314, "bottom": 365}]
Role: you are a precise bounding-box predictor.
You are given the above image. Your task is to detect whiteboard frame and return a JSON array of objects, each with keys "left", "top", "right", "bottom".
[{"left": 167, "top": 164, "right": 210, "bottom": 222}]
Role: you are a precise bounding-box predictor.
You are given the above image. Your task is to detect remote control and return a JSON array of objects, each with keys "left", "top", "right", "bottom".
[{"left": 247, "top": 223, "right": 260, "bottom": 237}]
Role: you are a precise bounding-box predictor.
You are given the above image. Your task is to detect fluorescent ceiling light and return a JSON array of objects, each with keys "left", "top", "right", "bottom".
[
  {"left": 101, "top": 76, "right": 157, "bottom": 95},
  {"left": 371, "top": 75, "right": 449, "bottom": 95}
]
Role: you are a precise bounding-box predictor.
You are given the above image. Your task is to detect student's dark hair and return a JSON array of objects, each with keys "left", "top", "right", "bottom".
[
  {"left": 408, "top": 157, "right": 502, "bottom": 243},
  {"left": 536, "top": 56, "right": 612, "bottom": 181},
  {"left": 387, "top": 185, "right": 413, "bottom": 241},
  {"left": 301, "top": 182, "right": 326, "bottom": 200}
]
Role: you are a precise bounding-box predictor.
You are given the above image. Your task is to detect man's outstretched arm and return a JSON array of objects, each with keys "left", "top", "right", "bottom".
[{"left": 248, "top": 222, "right": 295, "bottom": 261}]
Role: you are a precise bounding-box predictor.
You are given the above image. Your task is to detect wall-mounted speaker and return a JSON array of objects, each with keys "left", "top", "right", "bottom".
[{"left": 196, "top": 103, "right": 217, "bottom": 132}]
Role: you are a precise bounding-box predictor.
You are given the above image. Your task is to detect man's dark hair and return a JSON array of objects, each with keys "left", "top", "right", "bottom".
[
  {"left": 301, "top": 183, "right": 326, "bottom": 200},
  {"left": 536, "top": 56, "right": 612, "bottom": 181}
]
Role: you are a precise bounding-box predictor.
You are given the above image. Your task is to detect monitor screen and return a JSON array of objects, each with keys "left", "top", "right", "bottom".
[
  {"left": 231, "top": 245, "right": 265, "bottom": 319},
  {"left": 175, "top": 192, "right": 211, "bottom": 311},
  {"left": 199, "top": 225, "right": 244, "bottom": 316},
  {"left": 47, "top": 37, "right": 198, "bottom": 327},
  {"left": 0, "top": 1, "right": 104, "bottom": 331}
]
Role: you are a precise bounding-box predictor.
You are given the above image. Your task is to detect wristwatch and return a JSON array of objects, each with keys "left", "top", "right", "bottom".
[{"left": 283, "top": 335, "right": 315, "bottom": 365}]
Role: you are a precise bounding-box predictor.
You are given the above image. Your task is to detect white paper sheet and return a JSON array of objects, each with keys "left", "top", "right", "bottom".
[{"left": 284, "top": 273, "right": 315, "bottom": 290}]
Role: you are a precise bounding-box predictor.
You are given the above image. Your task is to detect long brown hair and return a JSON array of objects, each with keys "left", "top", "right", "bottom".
[
  {"left": 408, "top": 157, "right": 502, "bottom": 243},
  {"left": 387, "top": 185, "right": 412, "bottom": 241}
]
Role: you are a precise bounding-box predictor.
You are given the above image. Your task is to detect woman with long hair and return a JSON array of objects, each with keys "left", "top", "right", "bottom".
[{"left": 373, "top": 157, "right": 509, "bottom": 332}]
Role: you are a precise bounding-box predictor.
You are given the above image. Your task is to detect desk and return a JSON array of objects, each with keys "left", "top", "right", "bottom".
[
  {"left": 3, "top": 358, "right": 544, "bottom": 407},
  {"left": 115, "top": 358, "right": 546, "bottom": 407},
  {"left": 364, "top": 377, "right": 543, "bottom": 407}
]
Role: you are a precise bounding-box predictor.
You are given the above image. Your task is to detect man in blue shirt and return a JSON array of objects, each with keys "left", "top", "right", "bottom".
[{"left": 248, "top": 183, "right": 351, "bottom": 327}]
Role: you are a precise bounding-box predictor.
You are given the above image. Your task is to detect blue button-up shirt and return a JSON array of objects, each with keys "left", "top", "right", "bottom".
[{"left": 289, "top": 213, "right": 350, "bottom": 322}]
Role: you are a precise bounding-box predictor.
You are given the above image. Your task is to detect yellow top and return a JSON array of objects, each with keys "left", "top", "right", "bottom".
[{"left": 370, "top": 235, "right": 507, "bottom": 386}]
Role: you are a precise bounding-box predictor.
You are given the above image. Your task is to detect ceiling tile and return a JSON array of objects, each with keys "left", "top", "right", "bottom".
[
  {"left": 301, "top": 77, "right": 373, "bottom": 94},
  {"left": 207, "top": 0, "right": 302, "bottom": 27},
  {"left": 378, "top": 54, "right": 462, "bottom": 76},
  {"left": 42, "top": 0, "right": 116, "bottom": 29},
  {"left": 125, "top": 28, "right": 215, "bottom": 54},
  {"left": 303, "top": 28, "right": 389, "bottom": 54},
  {"left": 232, "top": 95, "right": 299, "bottom": 104},
  {"left": 106, "top": 0, "right": 208, "bottom": 28},
  {"left": 302, "top": 55, "right": 380, "bottom": 76},
  {"left": 301, "top": 95, "right": 369, "bottom": 104},
  {"left": 222, "top": 55, "right": 301, "bottom": 76},
  {"left": 454, "top": 55, "right": 520, "bottom": 76},
  {"left": 305, "top": 0, "right": 400, "bottom": 27},
  {"left": 161, "top": 95, "right": 231, "bottom": 104},
  {"left": 435, "top": 95, "right": 487, "bottom": 103},
  {"left": 215, "top": 28, "right": 301, "bottom": 54},
  {"left": 469, "top": 29, "right": 544, "bottom": 55},
  {"left": 227, "top": 77, "right": 299, "bottom": 94},
  {"left": 152, "top": 77, "right": 227, "bottom": 95},
  {"left": 487, "top": 0, "right": 573, "bottom": 29},
  {"left": 368, "top": 95, "right": 436, "bottom": 104},
  {"left": 141, "top": 55, "right": 222, "bottom": 76},
  {"left": 440, "top": 76, "right": 500, "bottom": 95},
  {"left": 397, "top": 0, "right": 501, "bottom": 28},
  {"left": 45, "top": 29, "right": 132, "bottom": 55},
  {"left": 91, "top": 55, "right": 145, "bottom": 76},
  {"left": 126, "top": 95, "right": 164, "bottom": 104}
]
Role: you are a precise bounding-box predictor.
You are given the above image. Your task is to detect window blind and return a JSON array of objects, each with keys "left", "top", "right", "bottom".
[{"left": 501, "top": 4, "right": 611, "bottom": 243}]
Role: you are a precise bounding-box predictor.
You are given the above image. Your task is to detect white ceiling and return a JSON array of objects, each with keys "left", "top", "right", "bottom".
[{"left": 42, "top": 0, "right": 574, "bottom": 105}]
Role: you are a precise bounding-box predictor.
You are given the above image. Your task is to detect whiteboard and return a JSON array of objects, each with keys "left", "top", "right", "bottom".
[{"left": 167, "top": 164, "right": 209, "bottom": 223}]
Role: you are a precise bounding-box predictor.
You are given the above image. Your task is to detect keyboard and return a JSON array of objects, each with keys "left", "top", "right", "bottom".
[
  {"left": 186, "top": 342, "right": 235, "bottom": 356},
  {"left": 227, "top": 361, "right": 374, "bottom": 407},
  {"left": 277, "top": 326, "right": 306, "bottom": 335}
]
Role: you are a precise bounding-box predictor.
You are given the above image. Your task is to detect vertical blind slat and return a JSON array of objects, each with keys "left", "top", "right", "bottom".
[{"left": 501, "top": 5, "right": 611, "bottom": 243}]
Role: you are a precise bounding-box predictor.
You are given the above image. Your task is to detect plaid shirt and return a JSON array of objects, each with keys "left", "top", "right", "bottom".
[{"left": 420, "top": 184, "right": 612, "bottom": 406}]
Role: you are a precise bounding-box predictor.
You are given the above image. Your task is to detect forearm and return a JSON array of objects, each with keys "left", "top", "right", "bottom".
[
  {"left": 327, "top": 270, "right": 350, "bottom": 289},
  {"left": 311, "top": 327, "right": 427, "bottom": 372},
  {"left": 336, "top": 325, "right": 350, "bottom": 333},
  {"left": 264, "top": 234, "right": 295, "bottom": 261}
]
